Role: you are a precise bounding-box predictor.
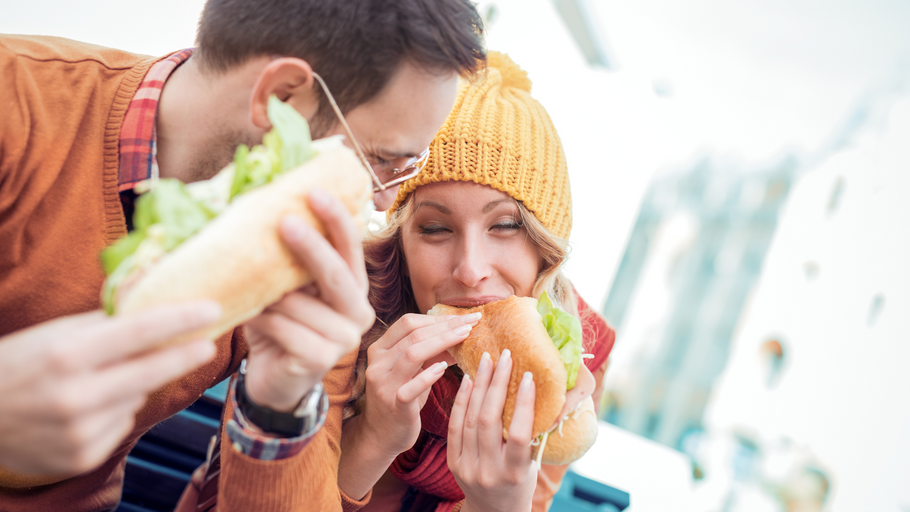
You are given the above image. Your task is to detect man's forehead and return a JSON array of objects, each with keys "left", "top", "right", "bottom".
[
  {"left": 343, "top": 63, "right": 455, "bottom": 160},
  {"left": 330, "top": 116, "right": 423, "bottom": 160},
  {"left": 362, "top": 132, "right": 425, "bottom": 159}
]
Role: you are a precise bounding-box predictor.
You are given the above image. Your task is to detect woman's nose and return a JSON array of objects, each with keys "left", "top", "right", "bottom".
[{"left": 452, "top": 236, "right": 492, "bottom": 288}]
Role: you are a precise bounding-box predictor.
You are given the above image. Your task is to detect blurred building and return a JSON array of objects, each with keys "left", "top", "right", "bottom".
[
  {"left": 701, "top": 89, "right": 910, "bottom": 511},
  {"left": 599, "top": 155, "right": 798, "bottom": 449}
]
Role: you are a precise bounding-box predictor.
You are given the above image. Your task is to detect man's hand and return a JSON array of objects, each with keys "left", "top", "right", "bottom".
[
  {"left": 0, "top": 302, "right": 220, "bottom": 476},
  {"left": 243, "top": 188, "right": 375, "bottom": 414}
]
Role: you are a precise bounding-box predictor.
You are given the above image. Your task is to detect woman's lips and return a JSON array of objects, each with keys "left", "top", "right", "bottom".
[{"left": 441, "top": 296, "right": 504, "bottom": 308}]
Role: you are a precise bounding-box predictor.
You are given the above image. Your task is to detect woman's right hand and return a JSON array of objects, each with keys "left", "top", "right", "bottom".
[
  {"left": 448, "top": 350, "right": 538, "bottom": 512},
  {"left": 359, "top": 312, "right": 481, "bottom": 457},
  {"left": 338, "top": 313, "right": 481, "bottom": 501}
]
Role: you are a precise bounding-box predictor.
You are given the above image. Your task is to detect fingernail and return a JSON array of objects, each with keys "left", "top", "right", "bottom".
[
  {"left": 460, "top": 374, "right": 471, "bottom": 389},
  {"left": 453, "top": 324, "right": 472, "bottom": 336},
  {"left": 479, "top": 352, "right": 491, "bottom": 373},
  {"left": 281, "top": 215, "right": 307, "bottom": 242},
  {"left": 461, "top": 312, "right": 482, "bottom": 323},
  {"left": 309, "top": 187, "right": 331, "bottom": 208},
  {"left": 520, "top": 371, "right": 533, "bottom": 391},
  {"left": 433, "top": 361, "right": 448, "bottom": 374},
  {"left": 500, "top": 348, "right": 511, "bottom": 363}
]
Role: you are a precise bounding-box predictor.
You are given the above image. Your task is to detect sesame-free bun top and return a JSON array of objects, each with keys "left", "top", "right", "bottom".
[
  {"left": 429, "top": 296, "right": 566, "bottom": 441},
  {"left": 429, "top": 295, "right": 599, "bottom": 465}
]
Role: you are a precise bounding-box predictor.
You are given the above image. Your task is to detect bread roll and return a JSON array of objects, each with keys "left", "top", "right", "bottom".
[
  {"left": 117, "top": 145, "right": 372, "bottom": 345},
  {"left": 430, "top": 296, "right": 600, "bottom": 465},
  {"left": 532, "top": 395, "right": 598, "bottom": 465},
  {"left": 429, "top": 297, "right": 566, "bottom": 441}
]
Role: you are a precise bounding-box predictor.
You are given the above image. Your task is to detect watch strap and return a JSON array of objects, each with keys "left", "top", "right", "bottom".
[{"left": 235, "top": 363, "right": 327, "bottom": 438}]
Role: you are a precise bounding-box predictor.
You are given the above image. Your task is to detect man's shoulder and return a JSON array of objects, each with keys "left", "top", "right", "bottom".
[{"left": 0, "top": 34, "right": 152, "bottom": 71}]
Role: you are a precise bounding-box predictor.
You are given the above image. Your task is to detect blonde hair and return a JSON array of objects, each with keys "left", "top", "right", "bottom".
[{"left": 344, "top": 193, "right": 577, "bottom": 421}]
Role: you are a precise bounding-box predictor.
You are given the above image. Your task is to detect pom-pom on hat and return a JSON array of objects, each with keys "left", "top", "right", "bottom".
[{"left": 390, "top": 52, "right": 572, "bottom": 240}]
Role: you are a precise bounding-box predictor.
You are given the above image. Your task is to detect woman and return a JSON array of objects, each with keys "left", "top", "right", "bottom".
[{"left": 337, "top": 52, "right": 615, "bottom": 512}]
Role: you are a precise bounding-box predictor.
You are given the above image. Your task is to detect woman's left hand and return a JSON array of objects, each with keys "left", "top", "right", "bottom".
[{"left": 447, "top": 349, "right": 538, "bottom": 512}]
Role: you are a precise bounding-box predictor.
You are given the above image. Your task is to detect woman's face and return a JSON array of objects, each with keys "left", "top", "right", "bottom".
[{"left": 402, "top": 181, "right": 543, "bottom": 314}]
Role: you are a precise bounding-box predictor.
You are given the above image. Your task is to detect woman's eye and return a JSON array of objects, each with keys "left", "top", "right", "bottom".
[
  {"left": 491, "top": 221, "right": 522, "bottom": 232},
  {"left": 418, "top": 224, "right": 450, "bottom": 235}
]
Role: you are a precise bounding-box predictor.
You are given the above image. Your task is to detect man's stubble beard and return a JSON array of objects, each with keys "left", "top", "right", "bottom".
[
  {"left": 183, "top": 114, "right": 336, "bottom": 184},
  {"left": 183, "top": 126, "right": 260, "bottom": 183}
]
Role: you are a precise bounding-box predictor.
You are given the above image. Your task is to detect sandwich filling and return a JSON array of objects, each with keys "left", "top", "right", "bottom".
[
  {"left": 101, "top": 96, "right": 341, "bottom": 314},
  {"left": 536, "top": 291, "right": 583, "bottom": 390},
  {"left": 531, "top": 292, "right": 589, "bottom": 463}
]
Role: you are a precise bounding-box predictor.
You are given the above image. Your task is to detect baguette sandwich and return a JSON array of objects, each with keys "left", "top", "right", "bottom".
[
  {"left": 100, "top": 96, "right": 373, "bottom": 345},
  {"left": 429, "top": 293, "right": 598, "bottom": 465}
]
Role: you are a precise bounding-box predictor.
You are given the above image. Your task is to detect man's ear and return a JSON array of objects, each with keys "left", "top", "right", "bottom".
[{"left": 249, "top": 57, "right": 321, "bottom": 129}]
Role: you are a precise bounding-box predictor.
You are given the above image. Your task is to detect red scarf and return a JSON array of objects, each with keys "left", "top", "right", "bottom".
[{"left": 389, "top": 293, "right": 615, "bottom": 512}]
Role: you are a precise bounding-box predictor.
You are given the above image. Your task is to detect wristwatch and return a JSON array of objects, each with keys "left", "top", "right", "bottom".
[{"left": 235, "top": 359, "right": 328, "bottom": 438}]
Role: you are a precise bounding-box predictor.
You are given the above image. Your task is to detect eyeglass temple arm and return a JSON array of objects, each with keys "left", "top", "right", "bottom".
[{"left": 311, "top": 73, "right": 388, "bottom": 192}]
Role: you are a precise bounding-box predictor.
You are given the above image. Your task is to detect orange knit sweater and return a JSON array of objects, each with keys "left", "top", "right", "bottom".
[{"left": 0, "top": 35, "right": 345, "bottom": 511}]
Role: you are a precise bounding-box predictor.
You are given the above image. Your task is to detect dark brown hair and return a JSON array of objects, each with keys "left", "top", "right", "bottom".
[{"left": 195, "top": 0, "right": 486, "bottom": 131}]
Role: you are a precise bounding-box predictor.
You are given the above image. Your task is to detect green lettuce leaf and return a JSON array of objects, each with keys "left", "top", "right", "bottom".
[
  {"left": 229, "top": 143, "right": 251, "bottom": 199},
  {"left": 267, "top": 94, "right": 315, "bottom": 170},
  {"left": 135, "top": 179, "right": 216, "bottom": 249},
  {"left": 229, "top": 96, "right": 315, "bottom": 200},
  {"left": 100, "top": 231, "right": 144, "bottom": 276},
  {"left": 538, "top": 291, "right": 583, "bottom": 390},
  {"left": 101, "top": 179, "right": 213, "bottom": 277}
]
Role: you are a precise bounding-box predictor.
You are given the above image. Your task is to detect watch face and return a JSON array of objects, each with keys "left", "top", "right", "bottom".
[{"left": 294, "top": 383, "right": 326, "bottom": 419}]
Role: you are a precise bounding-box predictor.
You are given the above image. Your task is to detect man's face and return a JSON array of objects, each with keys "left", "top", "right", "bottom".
[{"left": 323, "top": 62, "right": 459, "bottom": 211}]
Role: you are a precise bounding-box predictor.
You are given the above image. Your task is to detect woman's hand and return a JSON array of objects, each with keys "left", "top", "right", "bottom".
[
  {"left": 359, "top": 312, "right": 481, "bottom": 456},
  {"left": 448, "top": 350, "right": 538, "bottom": 512},
  {"left": 338, "top": 312, "right": 480, "bottom": 500}
]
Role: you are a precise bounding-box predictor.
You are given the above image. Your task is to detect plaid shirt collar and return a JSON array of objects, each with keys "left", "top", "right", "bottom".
[{"left": 118, "top": 48, "right": 194, "bottom": 191}]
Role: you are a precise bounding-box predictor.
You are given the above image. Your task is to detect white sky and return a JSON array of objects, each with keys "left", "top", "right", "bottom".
[{"left": 4, "top": 0, "right": 909, "bottom": 309}]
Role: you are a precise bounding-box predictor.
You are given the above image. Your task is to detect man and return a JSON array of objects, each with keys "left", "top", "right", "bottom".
[{"left": 0, "top": 0, "right": 485, "bottom": 509}]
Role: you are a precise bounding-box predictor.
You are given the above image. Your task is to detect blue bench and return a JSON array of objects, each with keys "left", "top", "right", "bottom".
[
  {"left": 115, "top": 381, "right": 228, "bottom": 512},
  {"left": 550, "top": 470, "right": 630, "bottom": 512}
]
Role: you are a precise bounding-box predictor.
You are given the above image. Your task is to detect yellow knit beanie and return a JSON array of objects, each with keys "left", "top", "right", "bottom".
[{"left": 390, "top": 52, "right": 572, "bottom": 240}]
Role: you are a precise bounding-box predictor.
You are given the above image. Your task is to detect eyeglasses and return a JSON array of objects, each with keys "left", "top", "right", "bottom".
[
  {"left": 389, "top": 147, "right": 429, "bottom": 180},
  {"left": 312, "top": 72, "right": 427, "bottom": 193}
]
